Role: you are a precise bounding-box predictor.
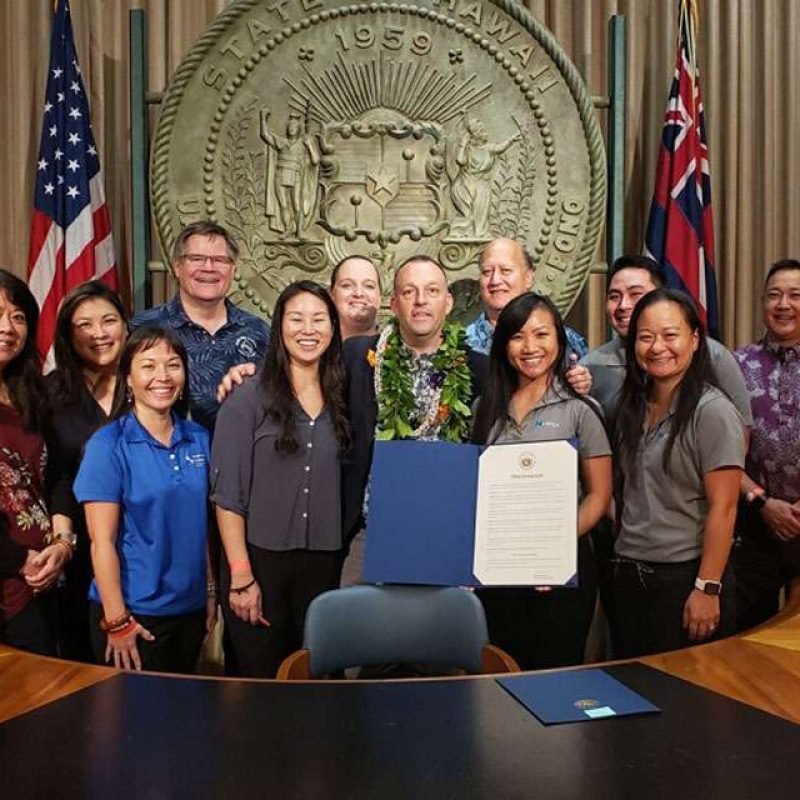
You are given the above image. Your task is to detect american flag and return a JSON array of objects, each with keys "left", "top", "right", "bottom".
[
  {"left": 27, "top": 0, "right": 117, "bottom": 370},
  {"left": 645, "top": 0, "right": 719, "bottom": 339}
]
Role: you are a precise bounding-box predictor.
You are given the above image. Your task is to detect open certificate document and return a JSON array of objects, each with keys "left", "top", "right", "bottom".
[
  {"left": 364, "top": 440, "right": 578, "bottom": 587},
  {"left": 473, "top": 441, "right": 577, "bottom": 586}
]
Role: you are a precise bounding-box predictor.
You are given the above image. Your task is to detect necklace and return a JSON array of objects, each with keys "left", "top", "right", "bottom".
[{"left": 371, "top": 322, "right": 473, "bottom": 442}]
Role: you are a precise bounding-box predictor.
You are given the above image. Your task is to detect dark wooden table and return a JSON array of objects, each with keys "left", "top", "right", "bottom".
[{"left": 1, "top": 594, "right": 799, "bottom": 799}]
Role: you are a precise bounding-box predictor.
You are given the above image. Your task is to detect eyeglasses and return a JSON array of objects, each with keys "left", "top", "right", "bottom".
[{"left": 181, "top": 253, "right": 234, "bottom": 267}]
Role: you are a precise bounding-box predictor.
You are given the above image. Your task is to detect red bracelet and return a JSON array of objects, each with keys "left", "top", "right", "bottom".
[
  {"left": 230, "top": 559, "right": 251, "bottom": 574},
  {"left": 107, "top": 618, "right": 138, "bottom": 639}
]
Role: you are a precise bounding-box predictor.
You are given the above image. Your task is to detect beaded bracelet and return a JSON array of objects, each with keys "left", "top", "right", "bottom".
[
  {"left": 107, "top": 618, "right": 138, "bottom": 640},
  {"left": 100, "top": 608, "right": 132, "bottom": 632}
]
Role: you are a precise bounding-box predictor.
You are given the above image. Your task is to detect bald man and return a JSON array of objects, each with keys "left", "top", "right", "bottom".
[{"left": 466, "top": 237, "right": 588, "bottom": 360}]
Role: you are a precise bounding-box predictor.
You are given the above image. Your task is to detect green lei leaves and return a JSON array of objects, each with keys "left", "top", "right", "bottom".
[{"left": 373, "top": 322, "right": 473, "bottom": 443}]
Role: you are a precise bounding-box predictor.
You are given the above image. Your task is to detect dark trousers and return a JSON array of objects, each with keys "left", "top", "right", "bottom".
[
  {"left": 0, "top": 593, "right": 58, "bottom": 656},
  {"left": 89, "top": 602, "right": 205, "bottom": 674},
  {"left": 221, "top": 547, "right": 342, "bottom": 678},
  {"left": 732, "top": 510, "right": 800, "bottom": 632},
  {"left": 591, "top": 517, "right": 622, "bottom": 657},
  {"left": 613, "top": 557, "right": 735, "bottom": 658},
  {"left": 56, "top": 547, "right": 94, "bottom": 663},
  {"left": 477, "top": 537, "right": 597, "bottom": 670}
]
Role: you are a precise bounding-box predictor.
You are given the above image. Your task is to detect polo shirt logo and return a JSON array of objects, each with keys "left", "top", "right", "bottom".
[
  {"left": 236, "top": 336, "right": 258, "bottom": 359},
  {"left": 185, "top": 453, "right": 208, "bottom": 467},
  {"left": 534, "top": 420, "right": 561, "bottom": 429}
]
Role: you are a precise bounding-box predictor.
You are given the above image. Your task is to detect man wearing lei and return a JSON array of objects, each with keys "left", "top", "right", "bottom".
[{"left": 340, "top": 256, "right": 488, "bottom": 585}]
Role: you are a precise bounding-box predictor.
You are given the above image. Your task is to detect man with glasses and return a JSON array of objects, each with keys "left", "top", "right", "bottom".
[
  {"left": 132, "top": 220, "right": 269, "bottom": 431},
  {"left": 733, "top": 259, "right": 800, "bottom": 630}
]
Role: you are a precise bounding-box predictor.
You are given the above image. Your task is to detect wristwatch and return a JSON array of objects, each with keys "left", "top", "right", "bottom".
[
  {"left": 45, "top": 530, "right": 78, "bottom": 549},
  {"left": 745, "top": 488, "right": 768, "bottom": 511},
  {"left": 695, "top": 577, "right": 722, "bottom": 596}
]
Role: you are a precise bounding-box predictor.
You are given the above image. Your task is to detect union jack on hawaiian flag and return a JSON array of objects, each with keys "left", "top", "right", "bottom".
[
  {"left": 27, "top": 0, "right": 118, "bottom": 371},
  {"left": 645, "top": 0, "right": 719, "bottom": 339}
]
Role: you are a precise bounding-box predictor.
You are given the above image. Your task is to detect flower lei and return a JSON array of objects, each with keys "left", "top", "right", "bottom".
[{"left": 370, "top": 322, "right": 473, "bottom": 443}]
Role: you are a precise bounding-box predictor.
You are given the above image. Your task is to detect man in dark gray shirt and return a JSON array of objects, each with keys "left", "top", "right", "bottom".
[{"left": 581, "top": 255, "right": 752, "bottom": 428}]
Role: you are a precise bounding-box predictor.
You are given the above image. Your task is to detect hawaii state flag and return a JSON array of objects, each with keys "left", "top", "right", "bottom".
[
  {"left": 27, "top": 0, "right": 117, "bottom": 370},
  {"left": 645, "top": 0, "right": 719, "bottom": 339}
]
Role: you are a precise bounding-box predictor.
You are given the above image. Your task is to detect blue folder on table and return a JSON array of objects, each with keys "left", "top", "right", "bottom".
[
  {"left": 362, "top": 440, "right": 577, "bottom": 587},
  {"left": 497, "top": 669, "right": 661, "bottom": 725}
]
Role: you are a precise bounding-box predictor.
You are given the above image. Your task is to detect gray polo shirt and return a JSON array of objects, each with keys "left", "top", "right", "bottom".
[
  {"left": 491, "top": 383, "right": 611, "bottom": 461},
  {"left": 581, "top": 335, "right": 754, "bottom": 428},
  {"left": 616, "top": 387, "right": 745, "bottom": 563},
  {"left": 210, "top": 375, "right": 341, "bottom": 552}
]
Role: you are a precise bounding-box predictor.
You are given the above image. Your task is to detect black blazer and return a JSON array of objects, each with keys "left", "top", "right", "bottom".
[{"left": 341, "top": 334, "right": 488, "bottom": 544}]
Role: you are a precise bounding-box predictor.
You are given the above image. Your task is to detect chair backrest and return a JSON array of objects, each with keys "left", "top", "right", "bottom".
[{"left": 303, "top": 585, "right": 490, "bottom": 677}]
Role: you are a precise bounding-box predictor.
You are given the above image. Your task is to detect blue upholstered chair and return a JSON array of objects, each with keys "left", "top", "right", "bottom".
[{"left": 277, "top": 585, "right": 519, "bottom": 679}]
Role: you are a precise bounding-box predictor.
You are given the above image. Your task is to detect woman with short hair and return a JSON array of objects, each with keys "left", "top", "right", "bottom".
[{"left": 74, "top": 326, "right": 214, "bottom": 672}]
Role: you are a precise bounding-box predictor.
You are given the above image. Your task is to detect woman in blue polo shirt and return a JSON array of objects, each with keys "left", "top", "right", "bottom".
[{"left": 74, "top": 326, "right": 213, "bottom": 673}]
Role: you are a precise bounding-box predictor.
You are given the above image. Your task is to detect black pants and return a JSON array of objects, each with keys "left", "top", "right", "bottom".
[
  {"left": 591, "top": 517, "right": 622, "bottom": 657},
  {"left": 613, "top": 557, "right": 735, "bottom": 658},
  {"left": 221, "top": 547, "right": 342, "bottom": 678},
  {"left": 733, "top": 516, "right": 800, "bottom": 632},
  {"left": 89, "top": 602, "right": 205, "bottom": 674},
  {"left": 477, "top": 536, "right": 597, "bottom": 670},
  {"left": 56, "top": 545, "right": 94, "bottom": 663},
  {"left": 0, "top": 593, "right": 58, "bottom": 656}
]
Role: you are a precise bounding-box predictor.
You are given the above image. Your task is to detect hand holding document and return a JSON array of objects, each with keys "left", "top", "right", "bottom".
[{"left": 364, "top": 440, "right": 578, "bottom": 587}]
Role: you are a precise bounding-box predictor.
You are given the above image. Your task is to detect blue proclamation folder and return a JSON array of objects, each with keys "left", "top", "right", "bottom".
[
  {"left": 496, "top": 669, "right": 661, "bottom": 725},
  {"left": 363, "top": 440, "right": 577, "bottom": 587}
]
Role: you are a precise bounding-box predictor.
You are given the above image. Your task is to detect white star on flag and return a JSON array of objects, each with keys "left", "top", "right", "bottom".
[
  {"left": 67, "top": 159, "right": 79, "bottom": 173},
  {"left": 43, "top": 183, "right": 54, "bottom": 195},
  {"left": 37, "top": 158, "right": 48, "bottom": 171},
  {"left": 68, "top": 107, "right": 82, "bottom": 119},
  {"left": 52, "top": 67, "right": 63, "bottom": 78},
  {"left": 66, "top": 185, "right": 79, "bottom": 199},
  {"left": 67, "top": 132, "right": 81, "bottom": 146}
]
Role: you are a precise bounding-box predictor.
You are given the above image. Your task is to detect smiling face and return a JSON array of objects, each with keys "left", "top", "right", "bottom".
[
  {"left": 329, "top": 257, "right": 380, "bottom": 337},
  {"left": 281, "top": 291, "right": 334, "bottom": 369},
  {"left": 763, "top": 268, "right": 800, "bottom": 346},
  {"left": 606, "top": 267, "right": 659, "bottom": 338},
  {"left": 506, "top": 306, "right": 559, "bottom": 387},
  {"left": 390, "top": 259, "right": 453, "bottom": 350},
  {"left": 478, "top": 239, "right": 533, "bottom": 321},
  {"left": 126, "top": 339, "right": 186, "bottom": 416},
  {"left": 173, "top": 234, "right": 235, "bottom": 305},
  {"left": 634, "top": 300, "right": 699, "bottom": 385},
  {"left": 0, "top": 289, "right": 28, "bottom": 376},
  {"left": 70, "top": 297, "right": 126, "bottom": 373}
]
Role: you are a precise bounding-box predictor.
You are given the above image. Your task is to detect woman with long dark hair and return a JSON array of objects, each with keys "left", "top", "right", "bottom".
[
  {"left": 47, "top": 280, "right": 127, "bottom": 661},
  {"left": 74, "top": 326, "right": 214, "bottom": 672},
  {"left": 472, "top": 292, "right": 612, "bottom": 669},
  {"left": 0, "top": 270, "right": 70, "bottom": 655},
  {"left": 613, "top": 288, "right": 744, "bottom": 657},
  {"left": 212, "top": 280, "right": 350, "bottom": 677}
]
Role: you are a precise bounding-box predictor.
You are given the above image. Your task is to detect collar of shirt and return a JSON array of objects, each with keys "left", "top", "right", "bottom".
[
  {"left": 121, "top": 411, "right": 193, "bottom": 448},
  {"left": 591, "top": 335, "right": 626, "bottom": 366},
  {"left": 763, "top": 337, "right": 800, "bottom": 361},
  {"left": 464, "top": 312, "right": 493, "bottom": 355},
  {"left": 165, "top": 293, "right": 245, "bottom": 333},
  {"left": 506, "top": 380, "right": 571, "bottom": 428}
]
